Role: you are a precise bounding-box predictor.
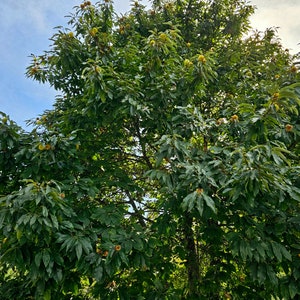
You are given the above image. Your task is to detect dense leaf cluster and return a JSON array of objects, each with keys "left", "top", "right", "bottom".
[{"left": 1, "top": 0, "right": 300, "bottom": 299}]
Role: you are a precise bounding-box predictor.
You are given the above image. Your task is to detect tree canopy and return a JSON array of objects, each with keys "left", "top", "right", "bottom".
[{"left": 1, "top": 0, "right": 300, "bottom": 299}]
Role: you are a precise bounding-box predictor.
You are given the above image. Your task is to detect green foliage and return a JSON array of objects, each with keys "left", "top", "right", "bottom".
[{"left": 1, "top": 0, "right": 300, "bottom": 298}]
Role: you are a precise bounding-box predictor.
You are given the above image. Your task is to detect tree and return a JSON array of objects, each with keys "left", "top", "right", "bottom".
[{"left": 1, "top": 0, "right": 300, "bottom": 298}]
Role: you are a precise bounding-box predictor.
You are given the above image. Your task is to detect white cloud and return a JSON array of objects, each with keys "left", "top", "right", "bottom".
[{"left": 250, "top": 0, "right": 300, "bottom": 53}]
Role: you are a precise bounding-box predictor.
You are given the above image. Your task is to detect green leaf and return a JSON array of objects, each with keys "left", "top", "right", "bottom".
[
  {"left": 239, "top": 240, "right": 249, "bottom": 260},
  {"left": 155, "top": 152, "right": 166, "bottom": 167},
  {"left": 36, "top": 194, "right": 42, "bottom": 205},
  {"left": 44, "top": 289, "right": 51, "bottom": 300},
  {"left": 54, "top": 254, "right": 64, "bottom": 266},
  {"left": 81, "top": 238, "right": 93, "bottom": 254},
  {"left": 42, "top": 206, "right": 48, "bottom": 217},
  {"left": 123, "top": 240, "right": 133, "bottom": 253},
  {"left": 281, "top": 283, "right": 290, "bottom": 299},
  {"left": 119, "top": 251, "right": 129, "bottom": 266},
  {"left": 30, "top": 215, "right": 37, "bottom": 226},
  {"left": 61, "top": 236, "right": 75, "bottom": 252},
  {"left": 133, "top": 253, "right": 142, "bottom": 268},
  {"left": 181, "top": 191, "right": 197, "bottom": 212},
  {"left": 148, "top": 237, "right": 157, "bottom": 249},
  {"left": 104, "top": 262, "right": 114, "bottom": 276},
  {"left": 202, "top": 193, "right": 216, "bottom": 213},
  {"left": 289, "top": 281, "right": 298, "bottom": 299},
  {"left": 35, "top": 252, "right": 43, "bottom": 268},
  {"left": 42, "top": 250, "right": 51, "bottom": 267},
  {"left": 287, "top": 188, "right": 300, "bottom": 202},
  {"left": 266, "top": 265, "right": 278, "bottom": 286},
  {"left": 196, "top": 197, "right": 204, "bottom": 216},
  {"left": 134, "top": 238, "right": 144, "bottom": 251},
  {"left": 257, "top": 264, "right": 266, "bottom": 284},
  {"left": 271, "top": 242, "right": 282, "bottom": 262},
  {"left": 279, "top": 244, "right": 292, "bottom": 261},
  {"left": 94, "top": 266, "right": 103, "bottom": 281},
  {"left": 21, "top": 214, "right": 31, "bottom": 225},
  {"left": 75, "top": 242, "right": 83, "bottom": 260},
  {"left": 54, "top": 269, "right": 63, "bottom": 283},
  {"left": 50, "top": 214, "right": 59, "bottom": 229},
  {"left": 43, "top": 217, "right": 52, "bottom": 227},
  {"left": 256, "top": 243, "right": 266, "bottom": 261}
]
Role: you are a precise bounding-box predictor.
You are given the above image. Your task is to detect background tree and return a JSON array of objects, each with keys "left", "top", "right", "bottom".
[{"left": 1, "top": 0, "right": 300, "bottom": 299}]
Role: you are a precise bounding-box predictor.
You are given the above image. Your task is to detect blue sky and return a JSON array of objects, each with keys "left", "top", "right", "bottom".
[{"left": 0, "top": 0, "right": 299, "bottom": 130}]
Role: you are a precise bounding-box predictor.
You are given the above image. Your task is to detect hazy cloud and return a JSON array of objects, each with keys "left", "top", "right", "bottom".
[{"left": 251, "top": 0, "right": 300, "bottom": 52}]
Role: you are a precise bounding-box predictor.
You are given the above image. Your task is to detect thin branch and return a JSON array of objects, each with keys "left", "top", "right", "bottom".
[
  {"left": 125, "top": 190, "right": 147, "bottom": 227},
  {"left": 133, "top": 118, "right": 153, "bottom": 170}
]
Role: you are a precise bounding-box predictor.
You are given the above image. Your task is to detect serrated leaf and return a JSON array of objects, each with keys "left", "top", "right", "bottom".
[
  {"left": 54, "top": 254, "right": 64, "bottom": 266},
  {"left": 30, "top": 215, "right": 37, "bottom": 226},
  {"left": 181, "top": 192, "right": 197, "bottom": 212},
  {"left": 42, "top": 206, "right": 48, "bottom": 217},
  {"left": 35, "top": 252, "right": 43, "bottom": 268},
  {"left": 55, "top": 233, "right": 67, "bottom": 243},
  {"left": 240, "top": 240, "right": 248, "bottom": 260},
  {"left": 75, "top": 243, "right": 83, "bottom": 260},
  {"left": 119, "top": 251, "right": 129, "bottom": 266},
  {"left": 271, "top": 153, "right": 282, "bottom": 165},
  {"left": 43, "top": 251, "right": 51, "bottom": 267},
  {"left": 81, "top": 238, "right": 92, "bottom": 254},
  {"left": 287, "top": 189, "right": 300, "bottom": 202},
  {"left": 266, "top": 265, "right": 278, "bottom": 286},
  {"left": 61, "top": 236, "right": 75, "bottom": 252},
  {"left": 50, "top": 214, "right": 59, "bottom": 229},
  {"left": 196, "top": 197, "right": 204, "bottom": 216},
  {"left": 257, "top": 264, "right": 266, "bottom": 284},
  {"left": 249, "top": 263, "right": 258, "bottom": 281},
  {"left": 202, "top": 193, "right": 216, "bottom": 213},
  {"left": 23, "top": 214, "right": 31, "bottom": 225},
  {"left": 43, "top": 217, "right": 52, "bottom": 227},
  {"left": 279, "top": 244, "right": 292, "bottom": 261},
  {"left": 271, "top": 242, "right": 282, "bottom": 262},
  {"left": 36, "top": 195, "right": 42, "bottom": 205},
  {"left": 256, "top": 244, "right": 266, "bottom": 261},
  {"left": 61, "top": 220, "right": 74, "bottom": 230},
  {"left": 155, "top": 152, "right": 166, "bottom": 167}
]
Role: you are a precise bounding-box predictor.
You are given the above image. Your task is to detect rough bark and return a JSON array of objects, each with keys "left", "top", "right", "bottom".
[{"left": 183, "top": 213, "right": 201, "bottom": 298}]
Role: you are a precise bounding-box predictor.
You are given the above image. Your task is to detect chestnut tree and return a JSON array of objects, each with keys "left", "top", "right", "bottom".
[{"left": 1, "top": 0, "right": 300, "bottom": 299}]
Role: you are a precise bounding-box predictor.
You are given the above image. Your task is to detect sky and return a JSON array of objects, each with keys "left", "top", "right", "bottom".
[{"left": 0, "top": 0, "right": 299, "bottom": 130}]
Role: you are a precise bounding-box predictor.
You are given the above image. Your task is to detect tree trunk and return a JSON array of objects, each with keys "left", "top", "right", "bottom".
[{"left": 183, "top": 213, "right": 201, "bottom": 298}]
